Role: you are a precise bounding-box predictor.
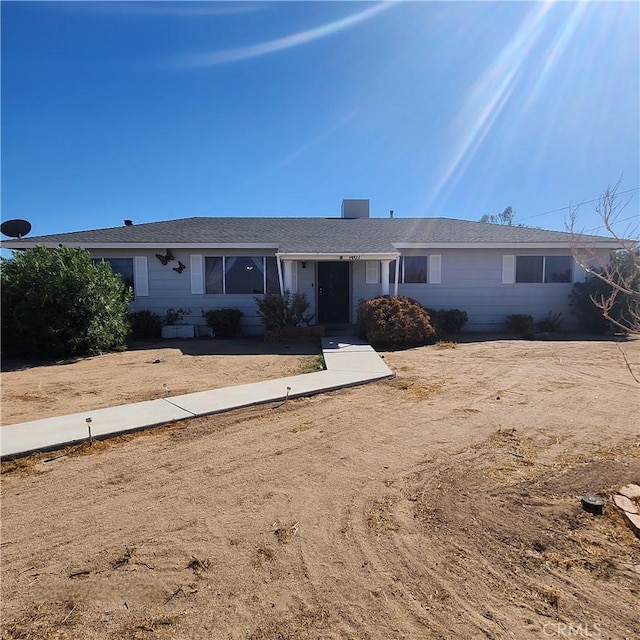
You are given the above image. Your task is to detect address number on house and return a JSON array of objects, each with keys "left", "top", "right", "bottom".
[{"left": 347, "top": 255, "right": 361, "bottom": 261}]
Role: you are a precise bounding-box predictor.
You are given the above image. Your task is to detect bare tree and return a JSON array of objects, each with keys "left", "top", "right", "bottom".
[
  {"left": 568, "top": 180, "right": 639, "bottom": 334},
  {"left": 479, "top": 206, "right": 524, "bottom": 226}
]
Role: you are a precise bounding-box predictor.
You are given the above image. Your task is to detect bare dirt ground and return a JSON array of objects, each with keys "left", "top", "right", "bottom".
[
  {"left": 1, "top": 336, "right": 639, "bottom": 639},
  {"left": 0, "top": 339, "right": 321, "bottom": 425}
]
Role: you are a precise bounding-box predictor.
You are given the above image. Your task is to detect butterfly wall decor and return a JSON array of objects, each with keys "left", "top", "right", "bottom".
[
  {"left": 173, "top": 261, "right": 186, "bottom": 274},
  {"left": 155, "top": 249, "right": 175, "bottom": 265}
]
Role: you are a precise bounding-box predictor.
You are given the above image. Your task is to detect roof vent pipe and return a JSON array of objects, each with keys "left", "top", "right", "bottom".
[
  {"left": 124, "top": 219, "right": 133, "bottom": 226},
  {"left": 390, "top": 210, "right": 394, "bottom": 218}
]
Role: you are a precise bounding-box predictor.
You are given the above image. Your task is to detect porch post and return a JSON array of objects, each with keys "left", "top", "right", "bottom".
[
  {"left": 394, "top": 257, "right": 400, "bottom": 296},
  {"left": 380, "top": 260, "right": 391, "bottom": 295},
  {"left": 283, "top": 260, "right": 295, "bottom": 293}
]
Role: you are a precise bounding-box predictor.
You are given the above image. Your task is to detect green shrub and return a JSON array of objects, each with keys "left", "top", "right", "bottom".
[
  {"left": 435, "top": 308, "right": 468, "bottom": 335},
  {"left": 254, "top": 291, "right": 313, "bottom": 330},
  {"left": 357, "top": 296, "right": 436, "bottom": 348},
  {"left": 424, "top": 307, "right": 468, "bottom": 337},
  {"left": 165, "top": 307, "right": 191, "bottom": 325},
  {"left": 506, "top": 314, "right": 534, "bottom": 334},
  {"left": 569, "top": 278, "right": 615, "bottom": 334},
  {"left": 569, "top": 252, "right": 638, "bottom": 335},
  {"left": 128, "top": 310, "right": 162, "bottom": 339},
  {"left": 536, "top": 311, "right": 564, "bottom": 332},
  {"left": 1, "top": 246, "right": 132, "bottom": 358},
  {"left": 205, "top": 308, "right": 243, "bottom": 338}
]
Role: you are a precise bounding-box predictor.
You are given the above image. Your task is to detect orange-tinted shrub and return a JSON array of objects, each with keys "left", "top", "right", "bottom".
[{"left": 357, "top": 296, "right": 436, "bottom": 348}]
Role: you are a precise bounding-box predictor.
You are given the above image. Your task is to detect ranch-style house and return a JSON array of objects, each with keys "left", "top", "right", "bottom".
[{"left": 1, "top": 199, "right": 618, "bottom": 335}]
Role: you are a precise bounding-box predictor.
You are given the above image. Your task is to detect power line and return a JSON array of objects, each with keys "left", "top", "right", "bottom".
[
  {"left": 517, "top": 187, "right": 640, "bottom": 222},
  {"left": 581, "top": 214, "right": 639, "bottom": 235}
]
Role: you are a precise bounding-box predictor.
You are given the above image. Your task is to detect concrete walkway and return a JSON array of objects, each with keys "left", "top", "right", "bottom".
[{"left": 0, "top": 337, "right": 393, "bottom": 458}]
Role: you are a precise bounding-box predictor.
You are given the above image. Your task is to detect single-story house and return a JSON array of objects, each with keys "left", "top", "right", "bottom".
[{"left": 1, "top": 199, "right": 619, "bottom": 334}]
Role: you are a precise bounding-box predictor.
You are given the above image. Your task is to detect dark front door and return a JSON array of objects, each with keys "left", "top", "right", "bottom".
[{"left": 317, "top": 261, "right": 350, "bottom": 324}]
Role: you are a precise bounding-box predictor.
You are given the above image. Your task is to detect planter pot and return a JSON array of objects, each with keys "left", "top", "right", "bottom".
[{"left": 162, "top": 325, "right": 195, "bottom": 339}]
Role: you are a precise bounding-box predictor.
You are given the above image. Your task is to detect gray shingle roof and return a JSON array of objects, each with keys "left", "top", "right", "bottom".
[{"left": 1, "top": 216, "right": 617, "bottom": 253}]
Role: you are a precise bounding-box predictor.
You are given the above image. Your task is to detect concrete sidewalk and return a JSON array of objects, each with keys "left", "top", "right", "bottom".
[{"left": 0, "top": 337, "right": 393, "bottom": 458}]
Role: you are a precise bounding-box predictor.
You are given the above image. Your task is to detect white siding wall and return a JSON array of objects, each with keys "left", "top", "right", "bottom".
[
  {"left": 91, "top": 247, "right": 611, "bottom": 335},
  {"left": 91, "top": 248, "right": 278, "bottom": 336},
  {"left": 351, "top": 248, "right": 610, "bottom": 331},
  {"left": 297, "top": 261, "right": 317, "bottom": 323}
]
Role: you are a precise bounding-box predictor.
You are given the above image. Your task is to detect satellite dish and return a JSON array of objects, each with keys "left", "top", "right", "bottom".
[{"left": 1, "top": 219, "right": 32, "bottom": 239}]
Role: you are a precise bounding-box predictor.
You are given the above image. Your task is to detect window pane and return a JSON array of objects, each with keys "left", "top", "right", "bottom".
[
  {"left": 225, "top": 256, "right": 265, "bottom": 294},
  {"left": 205, "top": 257, "right": 223, "bottom": 294},
  {"left": 544, "top": 256, "right": 572, "bottom": 283},
  {"left": 389, "top": 259, "right": 402, "bottom": 284},
  {"left": 515, "top": 256, "right": 543, "bottom": 283},
  {"left": 404, "top": 256, "right": 428, "bottom": 283},
  {"left": 266, "top": 257, "right": 280, "bottom": 293},
  {"left": 94, "top": 258, "right": 134, "bottom": 290}
]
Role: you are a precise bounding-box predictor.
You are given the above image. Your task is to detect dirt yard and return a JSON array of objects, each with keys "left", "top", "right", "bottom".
[
  {"left": 0, "top": 339, "right": 321, "bottom": 426},
  {"left": 1, "top": 336, "right": 639, "bottom": 639}
]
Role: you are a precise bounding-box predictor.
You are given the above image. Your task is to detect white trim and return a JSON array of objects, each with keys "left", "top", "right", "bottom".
[
  {"left": 0, "top": 242, "right": 280, "bottom": 250},
  {"left": 190, "top": 254, "right": 204, "bottom": 294},
  {"left": 282, "top": 260, "right": 295, "bottom": 293},
  {"left": 2, "top": 240, "right": 619, "bottom": 251},
  {"left": 394, "top": 256, "right": 400, "bottom": 295},
  {"left": 429, "top": 254, "right": 441, "bottom": 284},
  {"left": 380, "top": 260, "right": 390, "bottom": 295},
  {"left": 276, "top": 252, "right": 400, "bottom": 261},
  {"left": 502, "top": 255, "right": 516, "bottom": 284},
  {"left": 393, "top": 242, "right": 619, "bottom": 250},
  {"left": 133, "top": 256, "right": 149, "bottom": 296},
  {"left": 276, "top": 255, "right": 284, "bottom": 296}
]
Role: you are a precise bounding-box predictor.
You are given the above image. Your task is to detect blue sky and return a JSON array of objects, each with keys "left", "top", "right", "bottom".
[{"left": 2, "top": 0, "right": 638, "bottom": 239}]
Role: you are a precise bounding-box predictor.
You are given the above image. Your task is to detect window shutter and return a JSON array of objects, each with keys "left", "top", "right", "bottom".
[
  {"left": 502, "top": 255, "right": 515, "bottom": 284},
  {"left": 429, "top": 255, "right": 441, "bottom": 284},
  {"left": 366, "top": 261, "right": 379, "bottom": 284},
  {"left": 190, "top": 254, "right": 204, "bottom": 294},
  {"left": 134, "top": 256, "right": 149, "bottom": 296},
  {"left": 291, "top": 261, "right": 298, "bottom": 293}
]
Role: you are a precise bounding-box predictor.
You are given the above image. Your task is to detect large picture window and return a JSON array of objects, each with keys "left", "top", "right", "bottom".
[
  {"left": 515, "top": 256, "right": 572, "bottom": 283},
  {"left": 205, "top": 256, "right": 279, "bottom": 294}
]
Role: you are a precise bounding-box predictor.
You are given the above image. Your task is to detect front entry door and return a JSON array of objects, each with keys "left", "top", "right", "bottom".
[{"left": 317, "top": 262, "right": 350, "bottom": 324}]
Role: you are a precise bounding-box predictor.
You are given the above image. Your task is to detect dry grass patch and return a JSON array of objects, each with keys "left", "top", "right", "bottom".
[
  {"left": 367, "top": 496, "right": 399, "bottom": 534},
  {"left": 274, "top": 521, "right": 300, "bottom": 544},
  {"left": 388, "top": 376, "right": 446, "bottom": 399}
]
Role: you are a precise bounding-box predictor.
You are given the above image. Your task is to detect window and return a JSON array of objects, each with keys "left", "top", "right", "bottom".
[
  {"left": 265, "top": 257, "right": 280, "bottom": 293},
  {"left": 94, "top": 258, "right": 134, "bottom": 290},
  {"left": 513, "top": 256, "right": 573, "bottom": 283},
  {"left": 205, "top": 256, "right": 279, "bottom": 294},
  {"left": 544, "top": 256, "right": 572, "bottom": 283},
  {"left": 515, "top": 256, "right": 543, "bottom": 283},
  {"left": 403, "top": 256, "right": 428, "bottom": 283},
  {"left": 205, "top": 257, "right": 224, "bottom": 294},
  {"left": 388, "top": 256, "right": 439, "bottom": 284},
  {"left": 225, "top": 257, "right": 265, "bottom": 294}
]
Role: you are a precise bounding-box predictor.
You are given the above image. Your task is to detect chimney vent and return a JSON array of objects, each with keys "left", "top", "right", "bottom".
[
  {"left": 390, "top": 210, "right": 394, "bottom": 218},
  {"left": 124, "top": 219, "right": 133, "bottom": 226},
  {"left": 341, "top": 199, "right": 369, "bottom": 219}
]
